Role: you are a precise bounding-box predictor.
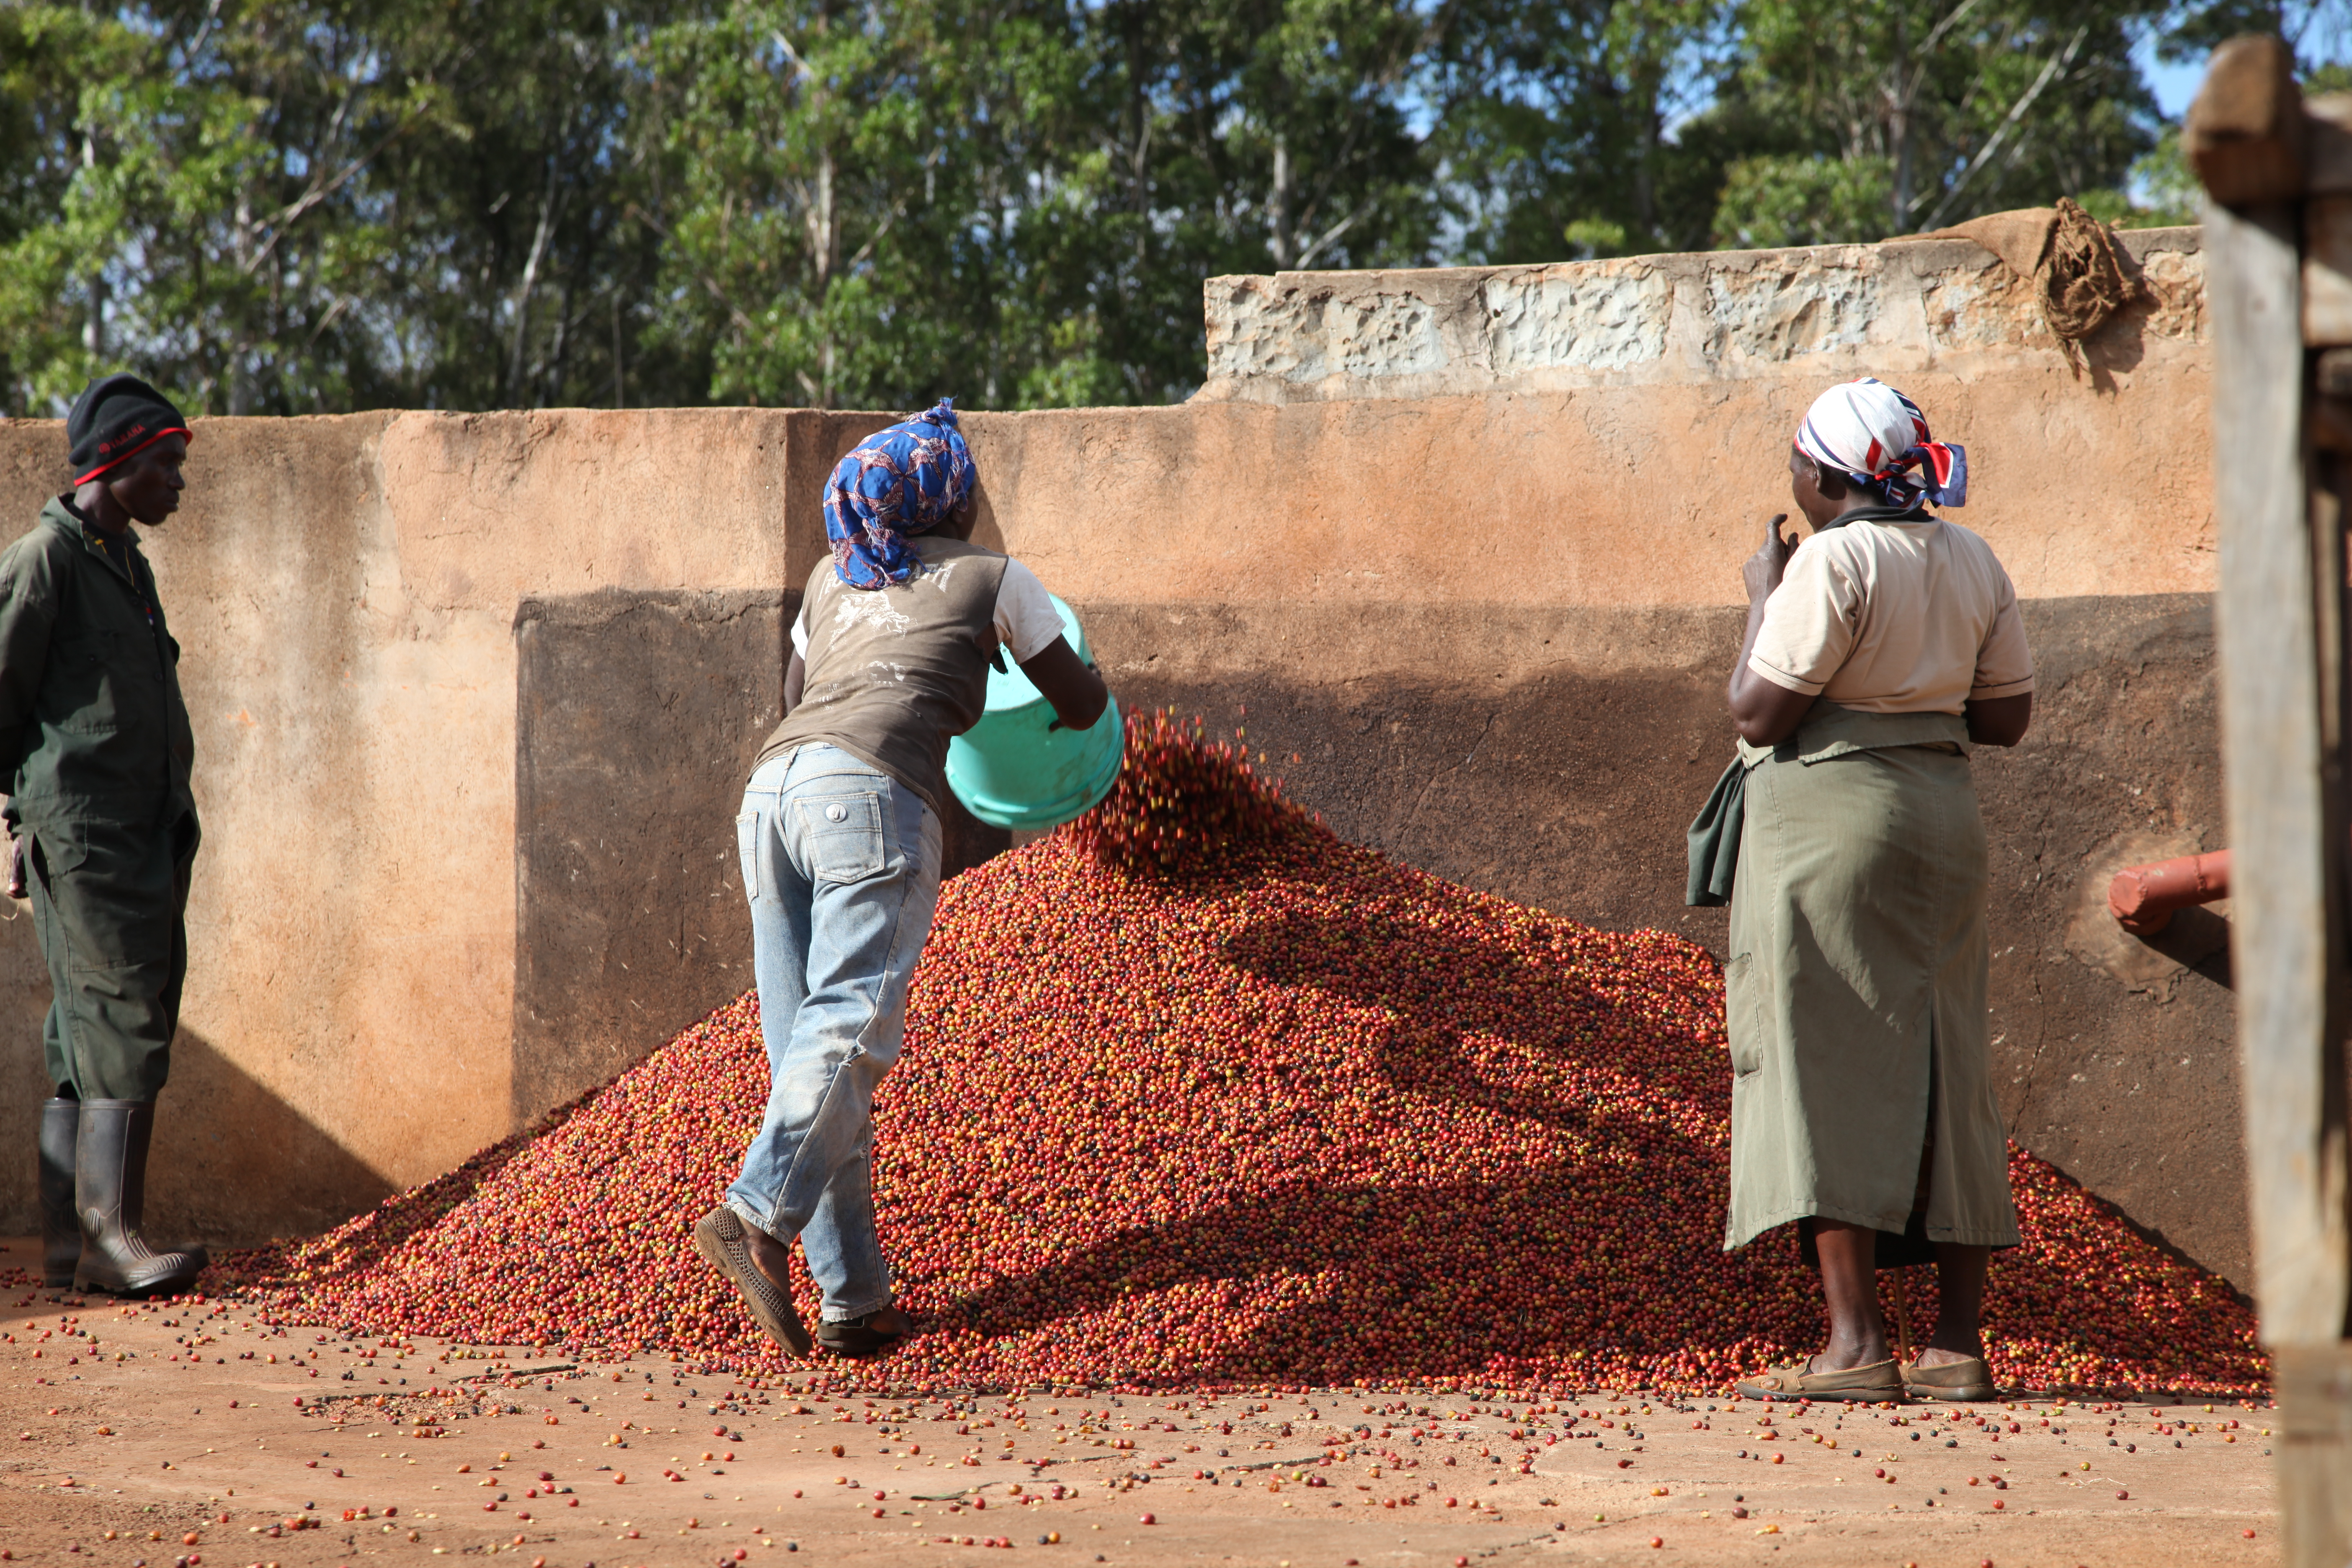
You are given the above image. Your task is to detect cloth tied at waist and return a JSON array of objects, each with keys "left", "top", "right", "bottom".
[{"left": 1686, "top": 703, "right": 1972, "bottom": 908}]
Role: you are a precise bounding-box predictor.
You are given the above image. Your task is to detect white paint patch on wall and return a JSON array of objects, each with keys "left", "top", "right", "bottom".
[
  {"left": 1197, "top": 229, "right": 2204, "bottom": 404},
  {"left": 1480, "top": 261, "right": 1675, "bottom": 376},
  {"left": 1701, "top": 253, "right": 1883, "bottom": 364},
  {"left": 1318, "top": 289, "right": 1450, "bottom": 382},
  {"left": 1202, "top": 279, "right": 1456, "bottom": 389}
]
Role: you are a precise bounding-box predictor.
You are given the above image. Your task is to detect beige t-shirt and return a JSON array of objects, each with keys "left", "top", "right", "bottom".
[{"left": 1748, "top": 513, "right": 2035, "bottom": 714}]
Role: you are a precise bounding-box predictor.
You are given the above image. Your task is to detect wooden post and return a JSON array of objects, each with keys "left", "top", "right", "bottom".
[{"left": 2200, "top": 35, "right": 2352, "bottom": 1568}]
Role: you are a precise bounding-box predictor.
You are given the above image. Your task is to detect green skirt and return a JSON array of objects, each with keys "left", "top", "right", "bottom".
[{"left": 1722, "top": 706, "right": 2020, "bottom": 1254}]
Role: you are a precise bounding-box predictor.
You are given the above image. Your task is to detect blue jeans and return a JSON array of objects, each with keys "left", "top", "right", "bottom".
[{"left": 724, "top": 744, "right": 942, "bottom": 1322}]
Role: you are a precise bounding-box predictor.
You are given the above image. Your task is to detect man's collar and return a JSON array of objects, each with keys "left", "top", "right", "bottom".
[
  {"left": 57, "top": 496, "right": 137, "bottom": 550},
  {"left": 48, "top": 496, "right": 141, "bottom": 592},
  {"left": 54, "top": 493, "right": 136, "bottom": 544}
]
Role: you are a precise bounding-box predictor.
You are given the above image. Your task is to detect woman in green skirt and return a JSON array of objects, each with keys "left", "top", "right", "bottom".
[{"left": 1711, "top": 378, "right": 2034, "bottom": 1403}]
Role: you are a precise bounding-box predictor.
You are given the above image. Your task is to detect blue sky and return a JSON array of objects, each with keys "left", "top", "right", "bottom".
[{"left": 2136, "top": 31, "right": 2208, "bottom": 120}]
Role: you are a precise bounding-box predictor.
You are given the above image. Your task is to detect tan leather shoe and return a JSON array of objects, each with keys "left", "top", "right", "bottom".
[
  {"left": 1736, "top": 1357, "right": 1905, "bottom": 1403},
  {"left": 1901, "top": 1355, "right": 1997, "bottom": 1401}
]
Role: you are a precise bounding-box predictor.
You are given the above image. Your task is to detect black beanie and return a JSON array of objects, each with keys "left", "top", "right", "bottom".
[{"left": 67, "top": 374, "right": 191, "bottom": 485}]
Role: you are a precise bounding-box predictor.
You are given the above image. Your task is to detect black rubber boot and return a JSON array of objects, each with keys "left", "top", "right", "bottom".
[
  {"left": 39, "top": 1098, "right": 78, "bottom": 1288},
  {"left": 73, "top": 1099, "right": 206, "bottom": 1297}
]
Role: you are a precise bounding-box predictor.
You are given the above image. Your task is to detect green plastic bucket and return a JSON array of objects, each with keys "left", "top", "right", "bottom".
[{"left": 946, "top": 592, "right": 1124, "bottom": 830}]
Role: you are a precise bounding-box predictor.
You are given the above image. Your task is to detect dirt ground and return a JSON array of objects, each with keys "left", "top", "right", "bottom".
[{"left": 0, "top": 1240, "right": 2276, "bottom": 1568}]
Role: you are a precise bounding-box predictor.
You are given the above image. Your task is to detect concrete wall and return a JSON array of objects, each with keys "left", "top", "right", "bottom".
[
  {"left": 0, "top": 227, "right": 2243, "bottom": 1290},
  {"left": 0, "top": 409, "right": 892, "bottom": 1240}
]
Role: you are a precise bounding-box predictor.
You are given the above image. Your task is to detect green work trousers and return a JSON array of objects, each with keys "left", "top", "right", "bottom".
[{"left": 28, "top": 813, "right": 197, "bottom": 1101}]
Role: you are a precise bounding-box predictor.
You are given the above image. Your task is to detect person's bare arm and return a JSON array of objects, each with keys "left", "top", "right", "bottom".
[
  {"left": 1965, "top": 691, "right": 2032, "bottom": 748},
  {"left": 1019, "top": 636, "right": 1109, "bottom": 731},
  {"left": 784, "top": 650, "right": 806, "bottom": 715},
  {"left": 1726, "top": 513, "right": 1815, "bottom": 747}
]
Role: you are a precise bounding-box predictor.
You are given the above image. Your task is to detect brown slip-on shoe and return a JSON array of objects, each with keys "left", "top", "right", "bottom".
[
  {"left": 1735, "top": 1357, "right": 1905, "bottom": 1403},
  {"left": 817, "top": 1307, "right": 913, "bottom": 1361},
  {"left": 694, "top": 1206, "right": 811, "bottom": 1357},
  {"left": 1901, "top": 1355, "right": 1996, "bottom": 1401}
]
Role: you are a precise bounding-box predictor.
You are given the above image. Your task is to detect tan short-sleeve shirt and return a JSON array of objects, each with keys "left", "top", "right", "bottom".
[{"left": 1748, "top": 514, "right": 2034, "bottom": 715}]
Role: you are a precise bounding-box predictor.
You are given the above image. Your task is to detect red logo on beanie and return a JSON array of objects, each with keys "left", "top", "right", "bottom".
[{"left": 97, "top": 423, "right": 148, "bottom": 455}]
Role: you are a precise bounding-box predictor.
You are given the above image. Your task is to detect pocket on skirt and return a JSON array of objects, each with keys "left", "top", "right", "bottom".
[
  {"left": 1724, "top": 951, "right": 1766, "bottom": 1078},
  {"left": 793, "top": 792, "right": 886, "bottom": 882}
]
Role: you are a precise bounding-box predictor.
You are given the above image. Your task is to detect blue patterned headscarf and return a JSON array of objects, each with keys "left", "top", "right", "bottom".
[{"left": 823, "top": 400, "right": 978, "bottom": 589}]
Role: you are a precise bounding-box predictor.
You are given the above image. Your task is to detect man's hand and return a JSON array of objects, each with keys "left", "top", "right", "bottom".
[
  {"left": 7, "top": 831, "right": 26, "bottom": 900},
  {"left": 1743, "top": 512, "right": 1796, "bottom": 603}
]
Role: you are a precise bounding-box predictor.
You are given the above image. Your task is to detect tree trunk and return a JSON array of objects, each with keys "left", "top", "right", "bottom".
[
  {"left": 78, "top": 0, "right": 104, "bottom": 365},
  {"left": 1267, "top": 135, "right": 1294, "bottom": 267},
  {"left": 1892, "top": 98, "right": 1914, "bottom": 230},
  {"left": 814, "top": 144, "right": 837, "bottom": 408},
  {"left": 230, "top": 188, "right": 255, "bottom": 415},
  {"left": 505, "top": 160, "right": 560, "bottom": 405},
  {"left": 80, "top": 126, "right": 105, "bottom": 364},
  {"left": 1125, "top": 0, "right": 1150, "bottom": 273},
  {"left": 545, "top": 277, "right": 574, "bottom": 408},
  {"left": 1636, "top": 87, "right": 1659, "bottom": 241},
  {"left": 1890, "top": 7, "right": 1913, "bottom": 230}
]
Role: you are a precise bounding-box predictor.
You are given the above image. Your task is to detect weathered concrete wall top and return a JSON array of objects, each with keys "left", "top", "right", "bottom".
[
  {"left": 1199, "top": 229, "right": 2202, "bottom": 403},
  {"left": 0, "top": 228, "right": 2240, "bottom": 1296}
]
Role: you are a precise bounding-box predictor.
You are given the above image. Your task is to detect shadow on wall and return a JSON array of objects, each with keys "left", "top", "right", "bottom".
[
  {"left": 0, "top": 892, "right": 50, "bottom": 1233},
  {"left": 142, "top": 1027, "right": 396, "bottom": 1245},
  {"left": 0, "top": 884, "right": 390, "bottom": 1244},
  {"left": 1083, "top": 600, "right": 1748, "bottom": 939},
  {"left": 511, "top": 589, "right": 792, "bottom": 1127},
  {"left": 509, "top": 588, "right": 1011, "bottom": 1133}
]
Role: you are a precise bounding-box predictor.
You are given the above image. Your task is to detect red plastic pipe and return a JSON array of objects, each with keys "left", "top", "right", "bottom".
[{"left": 2108, "top": 850, "right": 2232, "bottom": 936}]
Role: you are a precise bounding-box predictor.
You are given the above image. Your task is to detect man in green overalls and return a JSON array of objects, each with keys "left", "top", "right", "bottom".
[{"left": 5, "top": 374, "right": 205, "bottom": 1297}]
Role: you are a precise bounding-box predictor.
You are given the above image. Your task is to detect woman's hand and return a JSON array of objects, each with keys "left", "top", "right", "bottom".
[
  {"left": 1965, "top": 692, "right": 2033, "bottom": 748},
  {"left": 1725, "top": 512, "right": 1813, "bottom": 746},
  {"left": 1020, "top": 636, "right": 1110, "bottom": 732},
  {"left": 1743, "top": 513, "right": 1796, "bottom": 602}
]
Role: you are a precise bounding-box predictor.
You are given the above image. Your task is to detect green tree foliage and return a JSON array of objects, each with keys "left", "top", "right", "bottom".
[
  {"left": 1703, "top": 0, "right": 2161, "bottom": 250},
  {"left": 640, "top": 0, "right": 1446, "bottom": 409},
  {"left": 0, "top": 0, "right": 2321, "bottom": 415},
  {"left": 1429, "top": 0, "right": 1737, "bottom": 258},
  {"left": 0, "top": 0, "right": 674, "bottom": 416},
  {"left": 0, "top": 0, "right": 464, "bottom": 415},
  {"left": 2076, "top": 126, "right": 2200, "bottom": 228}
]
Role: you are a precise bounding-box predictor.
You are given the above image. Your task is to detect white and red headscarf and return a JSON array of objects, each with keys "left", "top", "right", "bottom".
[{"left": 1794, "top": 377, "right": 1967, "bottom": 511}]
